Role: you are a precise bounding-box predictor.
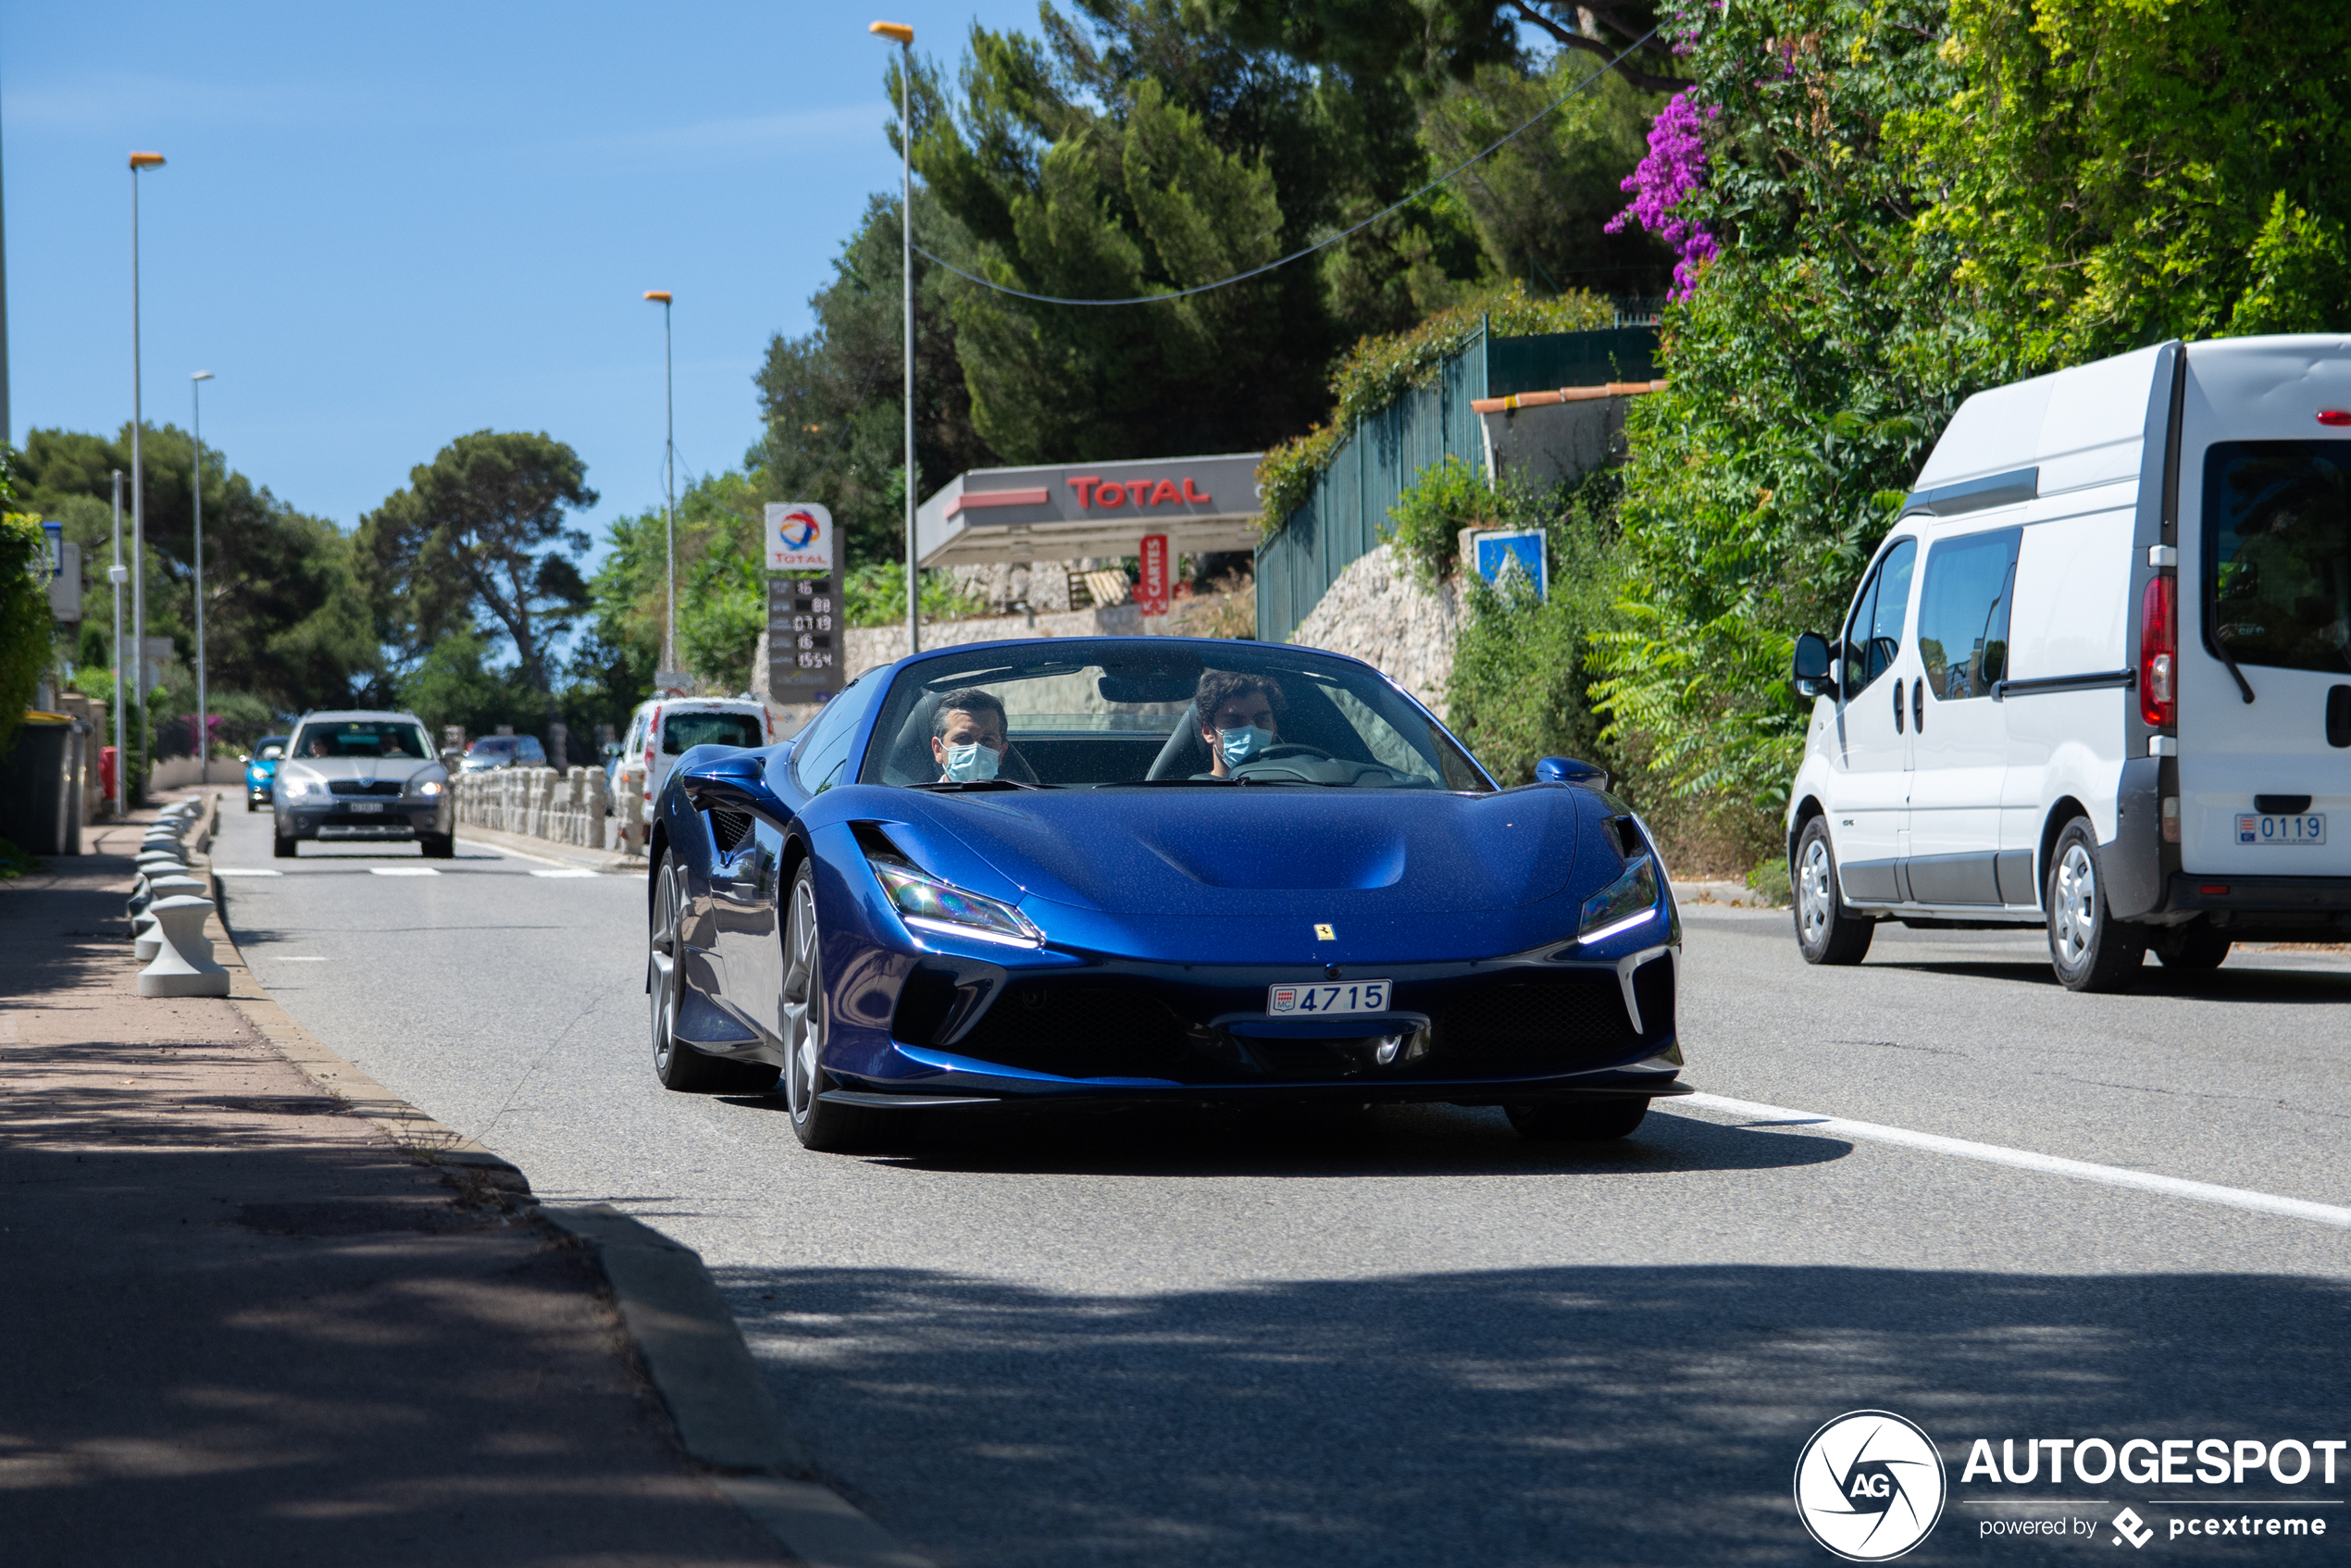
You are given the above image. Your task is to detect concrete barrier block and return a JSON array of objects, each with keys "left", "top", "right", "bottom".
[{"left": 137, "top": 895, "right": 231, "bottom": 997}]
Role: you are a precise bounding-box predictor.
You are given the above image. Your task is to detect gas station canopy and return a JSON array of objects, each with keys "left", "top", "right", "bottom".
[{"left": 915, "top": 453, "right": 1263, "bottom": 566}]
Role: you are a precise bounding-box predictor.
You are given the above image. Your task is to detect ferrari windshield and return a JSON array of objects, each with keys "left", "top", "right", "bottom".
[{"left": 857, "top": 643, "right": 1492, "bottom": 791}]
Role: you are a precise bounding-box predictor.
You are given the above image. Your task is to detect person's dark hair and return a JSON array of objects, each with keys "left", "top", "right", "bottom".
[
  {"left": 932, "top": 688, "right": 1008, "bottom": 740},
  {"left": 1194, "top": 670, "right": 1286, "bottom": 730}
]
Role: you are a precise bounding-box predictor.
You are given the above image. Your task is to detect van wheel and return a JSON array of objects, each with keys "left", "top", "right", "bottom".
[
  {"left": 2154, "top": 928, "right": 2232, "bottom": 971},
  {"left": 1793, "top": 817, "right": 1873, "bottom": 965},
  {"left": 2046, "top": 819, "right": 2146, "bottom": 992}
]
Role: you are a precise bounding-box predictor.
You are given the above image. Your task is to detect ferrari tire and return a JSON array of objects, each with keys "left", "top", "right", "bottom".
[
  {"left": 2046, "top": 819, "right": 2146, "bottom": 992},
  {"left": 1793, "top": 816, "right": 1873, "bottom": 965},
  {"left": 780, "top": 861, "right": 876, "bottom": 1152},
  {"left": 1507, "top": 1099, "right": 1649, "bottom": 1141},
  {"left": 2154, "top": 927, "right": 2232, "bottom": 971},
  {"left": 649, "top": 853, "right": 777, "bottom": 1092}
]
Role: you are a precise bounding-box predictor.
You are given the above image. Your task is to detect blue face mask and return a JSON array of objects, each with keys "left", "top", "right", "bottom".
[
  {"left": 1217, "top": 725, "right": 1274, "bottom": 767},
  {"left": 942, "top": 741, "right": 1001, "bottom": 782}
]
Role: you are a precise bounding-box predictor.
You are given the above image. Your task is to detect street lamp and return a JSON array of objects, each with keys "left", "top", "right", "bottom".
[
  {"left": 869, "top": 19, "right": 918, "bottom": 656},
  {"left": 192, "top": 371, "right": 214, "bottom": 781},
  {"left": 110, "top": 470, "right": 127, "bottom": 816},
  {"left": 129, "top": 150, "right": 164, "bottom": 801},
  {"left": 643, "top": 290, "right": 676, "bottom": 678}
]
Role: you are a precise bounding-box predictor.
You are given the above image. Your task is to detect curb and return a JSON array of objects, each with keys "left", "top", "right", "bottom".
[
  {"left": 453, "top": 819, "right": 643, "bottom": 872},
  {"left": 193, "top": 799, "right": 931, "bottom": 1568}
]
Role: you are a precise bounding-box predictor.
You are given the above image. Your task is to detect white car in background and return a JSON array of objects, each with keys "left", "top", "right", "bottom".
[{"left": 616, "top": 697, "right": 774, "bottom": 816}]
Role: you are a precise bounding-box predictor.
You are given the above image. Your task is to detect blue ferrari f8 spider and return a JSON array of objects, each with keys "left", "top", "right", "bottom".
[{"left": 645, "top": 637, "right": 1686, "bottom": 1151}]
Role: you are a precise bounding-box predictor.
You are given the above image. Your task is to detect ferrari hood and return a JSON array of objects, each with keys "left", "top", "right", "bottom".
[{"left": 893, "top": 787, "right": 1585, "bottom": 916}]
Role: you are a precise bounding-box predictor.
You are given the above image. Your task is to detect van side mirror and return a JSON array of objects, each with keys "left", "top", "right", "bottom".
[
  {"left": 1793, "top": 632, "right": 1838, "bottom": 699},
  {"left": 1535, "top": 756, "right": 1611, "bottom": 790}
]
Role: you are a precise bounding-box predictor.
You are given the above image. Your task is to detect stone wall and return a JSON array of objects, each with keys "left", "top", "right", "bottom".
[
  {"left": 1286, "top": 543, "right": 1459, "bottom": 719},
  {"left": 837, "top": 590, "right": 1254, "bottom": 682}
]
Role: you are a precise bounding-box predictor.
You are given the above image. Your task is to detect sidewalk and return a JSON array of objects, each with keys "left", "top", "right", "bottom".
[{"left": 0, "top": 805, "right": 786, "bottom": 1565}]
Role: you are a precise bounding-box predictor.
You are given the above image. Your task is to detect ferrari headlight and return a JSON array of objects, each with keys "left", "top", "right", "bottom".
[
  {"left": 869, "top": 857, "right": 1044, "bottom": 949},
  {"left": 1578, "top": 856, "right": 1661, "bottom": 944}
]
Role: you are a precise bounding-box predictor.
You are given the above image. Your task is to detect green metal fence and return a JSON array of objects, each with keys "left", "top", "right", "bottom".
[{"left": 1255, "top": 325, "right": 1658, "bottom": 648}]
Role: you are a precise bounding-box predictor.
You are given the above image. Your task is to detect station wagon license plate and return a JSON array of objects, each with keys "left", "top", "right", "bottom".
[
  {"left": 1267, "top": 979, "right": 1391, "bottom": 1015},
  {"left": 347, "top": 801, "right": 385, "bottom": 814},
  {"left": 2239, "top": 813, "right": 2325, "bottom": 845}
]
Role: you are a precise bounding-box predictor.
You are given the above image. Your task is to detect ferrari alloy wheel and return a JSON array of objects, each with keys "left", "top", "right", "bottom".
[
  {"left": 1507, "top": 1099, "right": 1649, "bottom": 1141},
  {"left": 780, "top": 861, "right": 874, "bottom": 1152},
  {"left": 1793, "top": 817, "right": 1872, "bottom": 965},
  {"left": 2046, "top": 820, "right": 2145, "bottom": 993}
]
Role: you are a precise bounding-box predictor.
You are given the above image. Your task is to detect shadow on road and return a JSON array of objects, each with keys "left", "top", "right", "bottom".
[{"left": 724, "top": 1259, "right": 2351, "bottom": 1568}]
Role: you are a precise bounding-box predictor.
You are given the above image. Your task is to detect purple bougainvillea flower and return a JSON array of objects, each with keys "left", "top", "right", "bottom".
[{"left": 1606, "top": 90, "right": 1721, "bottom": 299}]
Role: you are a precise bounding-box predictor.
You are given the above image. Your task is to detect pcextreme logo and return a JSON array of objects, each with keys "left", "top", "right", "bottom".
[{"left": 1795, "top": 1411, "right": 1950, "bottom": 1562}]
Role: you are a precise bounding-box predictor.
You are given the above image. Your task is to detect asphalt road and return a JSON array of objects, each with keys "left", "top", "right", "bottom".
[{"left": 210, "top": 804, "right": 2351, "bottom": 1566}]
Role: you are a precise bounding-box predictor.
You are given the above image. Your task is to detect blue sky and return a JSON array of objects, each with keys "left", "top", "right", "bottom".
[{"left": 2, "top": 0, "right": 1037, "bottom": 557}]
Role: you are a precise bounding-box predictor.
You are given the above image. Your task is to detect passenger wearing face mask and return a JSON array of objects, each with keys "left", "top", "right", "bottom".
[
  {"left": 930, "top": 688, "right": 1012, "bottom": 783},
  {"left": 1191, "top": 670, "right": 1287, "bottom": 778}
]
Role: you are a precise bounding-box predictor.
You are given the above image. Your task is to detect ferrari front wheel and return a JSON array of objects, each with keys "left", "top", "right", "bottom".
[
  {"left": 1507, "top": 1099, "right": 1648, "bottom": 1141},
  {"left": 780, "top": 861, "right": 875, "bottom": 1152}
]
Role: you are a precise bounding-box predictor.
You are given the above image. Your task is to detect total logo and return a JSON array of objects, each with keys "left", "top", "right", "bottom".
[
  {"left": 765, "top": 501, "right": 834, "bottom": 572},
  {"left": 1795, "top": 1411, "right": 1948, "bottom": 1561},
  {"left": 776, "top": 509, "right": 820, "bottom": 550}
]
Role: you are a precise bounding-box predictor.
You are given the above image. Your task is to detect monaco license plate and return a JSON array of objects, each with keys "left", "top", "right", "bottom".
[
  {"left": 1267, "top": 979, "right": 1391, "bottom": 1016},
  {"left": 2239, "top": 813, "right": 2324, "bottom": 845},
  {"left": 347, "top": 801, "right": 385, "bottom": 815}
]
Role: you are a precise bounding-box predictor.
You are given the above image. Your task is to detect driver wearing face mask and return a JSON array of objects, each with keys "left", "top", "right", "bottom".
[
  {"left": 930, "top": 688, "right": 1011, "bottom": 783},
  {"left": 1193, "top": 670, "right": 1287, "bottom": 778}
]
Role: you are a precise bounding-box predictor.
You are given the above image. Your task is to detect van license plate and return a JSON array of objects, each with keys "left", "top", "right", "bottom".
[
  {"left": 1268, "top": 979, "right": 1390, "bottom": 1015},
  {"left": 2239, "top": 813, "right": 2325, "bottom": 845}
]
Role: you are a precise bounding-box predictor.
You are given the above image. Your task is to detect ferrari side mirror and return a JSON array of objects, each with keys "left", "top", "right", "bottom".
[
  {"left": 676, "top": 749, "right": 791, "bottom": 828},
  {"left": 1793, "top": 631, "right": 1838, "bottom": 700},
  {"left": 1536, "top": 756, "right": 1611, "bottom": 790}
]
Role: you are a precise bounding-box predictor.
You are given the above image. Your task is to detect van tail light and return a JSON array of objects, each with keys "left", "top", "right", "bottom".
[{"left": 2140, "top": 575, "right": 2176, "bottom": 728}]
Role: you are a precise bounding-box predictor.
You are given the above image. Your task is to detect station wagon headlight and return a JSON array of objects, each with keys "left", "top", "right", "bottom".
[
  {"left": 280, "top": 775, "right": 325, "bottom": 798},
  {"left": 408, "top": 778, "right": 444, "bottom": 797},
  {"left": 868, "top": 856, "right": 1044, "bottom": 949},
  {"left": 1577, "top": 856, "right": 1661, "bottom": 944}
]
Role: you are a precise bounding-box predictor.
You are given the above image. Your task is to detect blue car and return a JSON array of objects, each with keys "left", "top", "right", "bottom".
[
  {"left": 244, "top": 734, "right": 289, "bottom": 812},
  {"left": 646, "top": 637, "right": 1686, "bottom": 1151}
]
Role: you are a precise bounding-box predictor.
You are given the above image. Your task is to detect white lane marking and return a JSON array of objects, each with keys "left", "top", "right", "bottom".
[
  {"left": 530, "top": 868, "right": 599, "bottom": 878},
  {"left": 213, "top": 869, "right": 283, "bottom": 877},
  {"left": 455, "top": 836, "right": 577, "bottom": 868},
  {"left": 369, "top": 867, "right": 441, "bottom": 877},
  {"left": 1678, "top": 1092, "right": 2351, "bottom": 1231},
  {"left": 274, "top": 955, "right": 332, "bottom": 962}
]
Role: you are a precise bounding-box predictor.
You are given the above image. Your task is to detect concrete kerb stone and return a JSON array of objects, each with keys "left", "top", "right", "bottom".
[
  {"left": 542, "top": 1205, "right": 936, "bottom": 1568},
  {"left": 184, "top": 790, "right": 926, "bottom": 1568}
]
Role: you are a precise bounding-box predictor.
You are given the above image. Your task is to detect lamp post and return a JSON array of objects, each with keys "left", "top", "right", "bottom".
[
  {"left": 642, "top": 290, "right": 676, "bottom": 676},
  {"left": 192, "top": 371, "right": 214, "bottom": 780},
  {"left": 869, "top": 20, "right": 918, "bottom": 655},
  {"left": 129, "top": 150, "right": 164, "bottom": 800},
  {"left": 110, "top": 470, "right": 127, "bottom": 816}
]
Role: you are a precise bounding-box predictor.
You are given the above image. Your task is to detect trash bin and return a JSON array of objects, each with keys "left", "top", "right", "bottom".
[{"left": 1, "top": 713, "right": 81, "bottom": 855}]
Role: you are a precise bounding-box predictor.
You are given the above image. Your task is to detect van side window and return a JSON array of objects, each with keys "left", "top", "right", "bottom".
[
  {"left": 1917, "top": 529, "right": 2021, "bottom": 700},
  {"left": 1842, "top": 538, "right": 1917, "bottom": 697}
]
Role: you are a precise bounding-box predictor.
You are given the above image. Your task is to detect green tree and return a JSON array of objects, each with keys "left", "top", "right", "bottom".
[
  {"left": 15, "top": 425, "right": 376, "bottom": 715},
  {"left": 358, "top": 431, "right": 596, "bottom": 733},
  {"left": 1892, "top": 0, "right": 2351, "bottom": 363},
  {"left": 1203, "top": 0, "right": 1686, "bottom": 94},
  {"left": 0, "top": 509, "right": 51, "bottom": 753},
  {"left": 912, "top": 0, "right": 1482, "bottom": 463}
]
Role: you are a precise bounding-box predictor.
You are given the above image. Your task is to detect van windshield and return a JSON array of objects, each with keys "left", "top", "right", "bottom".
[
  {"left": 664, "top": 712, "right": 765, "bottom": 753},
  {"left": 2206, "top": 442, "right": 2351, "bottom": 674}
]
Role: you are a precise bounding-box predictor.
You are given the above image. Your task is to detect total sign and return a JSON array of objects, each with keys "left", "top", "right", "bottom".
[{"left": 766, "top": 503, "right": 834, "bottom": 573}]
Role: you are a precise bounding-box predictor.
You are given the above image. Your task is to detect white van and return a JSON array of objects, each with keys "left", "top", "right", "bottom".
[
  {"left": 1786, "top": 335, "right": 2351, "bottom": 990},
  {"left": 617, "top": 697, "right": 775, "bottom": 817}
]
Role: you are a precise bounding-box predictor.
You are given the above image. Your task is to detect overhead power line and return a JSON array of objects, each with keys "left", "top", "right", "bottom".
[{"left": 913, "top": 27, "right": 1665, "bottom": 308}]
